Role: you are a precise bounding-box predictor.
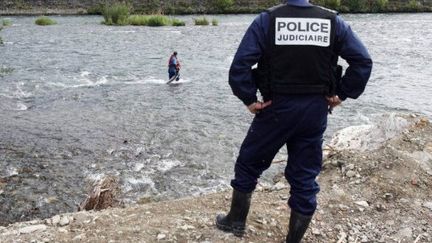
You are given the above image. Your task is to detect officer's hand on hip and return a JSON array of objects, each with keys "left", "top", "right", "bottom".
[
  {"left": 326, "top": 95, "right": 342, "bottom": 111},
  {"left": 247, "top": 101, "right": 272, "bottom": 114}
]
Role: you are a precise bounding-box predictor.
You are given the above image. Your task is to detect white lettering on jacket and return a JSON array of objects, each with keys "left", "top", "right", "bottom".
[{"left": 275, "top": 18, "right": 331, "bottom": 47}]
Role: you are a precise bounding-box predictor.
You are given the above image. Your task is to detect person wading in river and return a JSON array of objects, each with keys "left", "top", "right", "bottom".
[
  {"left": 215, "top": 0, "right": 372, "bottom": 242},
  {"left": 168, "top": 51, "right": 181, "bottom": 81}
]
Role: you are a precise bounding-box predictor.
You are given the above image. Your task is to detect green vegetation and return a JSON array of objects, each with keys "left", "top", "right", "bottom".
[
  {"left": 369, "top": 0, "right": 389, "bottom": 12},
  {"left": 194, "top": 17, "right": 209, "bottom": 26},
  {"left": 344, "top": 0, "right": 366, "bottom": 12},
  {"left": 136, "top": 0, "right": 163, "bottom": 14},
  {"left": 0, "top": 18, "right": 11, "bottom": 45},
  {"left": 311, "top": 0, "right": 421, "bottom": 13},
  {"left": 406, "top": 0, "right": 421, "bottom": 11},
  {"left": 2, "top": 19, "right": 12, "bottom": 27},
  {"left": 210, "top": 0, "right": 234, "bottom": 12},
  {"left": 326, "top": 0, "right": 341, "bottom": 9},
  {"left": 0, "top": 67, "right": 14, "bottom": 77},
  {"left": 102, "top": 3, "right": 130, "bottom": 25},
  {"left": 212, "top": 19, "right": 219, "bottom": 26},
  {"left": 87, "top": 4, "right": 104, "bottom": 15},
  {"left": 128, "top": 15, "right": 150, "bottom": 26},
  {"left": 147, "top": 15, "right": 170, "bottom": 26},
  {"left": 2, "top": 0, "right": 432, "bottom": 14},
  {"left": 171, "top": 18, "right": 186, "bottom": 26},
  {"left": 129, "top": 15, "right": 184, "bottom": 26},
  {"left": 35, "top": 16, "right": 57, "bottom": 26}
]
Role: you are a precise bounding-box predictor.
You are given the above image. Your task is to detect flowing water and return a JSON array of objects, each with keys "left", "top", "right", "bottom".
[{"left": 1, "top": 13, "right": 431, "bottom": 225}]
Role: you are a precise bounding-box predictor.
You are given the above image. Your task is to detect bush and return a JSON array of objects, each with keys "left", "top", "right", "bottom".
[
  {"left": 406, "top": 0, "right": 420, "bottom": 11},
  {"left": 325, "top": 0, "right": 341, "bottom": 9},
  {"left": 210, "top": 0, "right": 234, "bottom": 12},
  {"left": 35, "top": 16, "right": 57, "bottom": 26},
  {"left": 147, "top": 15, "right": 170, "bottom": 26},
  {"left": 102, "top": 3, "right": 130, "bottom": 26},
  {"left": 212, "top": 19, "right": 219, "bottom": 26},
  {"left": 128, "top": 15, "right": 172, "bottom": 26},
  {"left": 342, "top": 0, "right": 366, "bottom": 12},
  {"left": 87, "top": 4, "right": 104, "bottom": 15},
  {"left": 370, "top": 0, "right": 388, "bottom": 12},
  {"left": 128, "top": 15, "right": 150, "bottom": 26},
  {"left": 2, "top": 19, "right": 12, "bottom": 27},
  {"left": 171, "top": 18, "right": 186, "bottom": 26},
  {"left": 194, "top": 17, "right": 209, "bottom": 26}
]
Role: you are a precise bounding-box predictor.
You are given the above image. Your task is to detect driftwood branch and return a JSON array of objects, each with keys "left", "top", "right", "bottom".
[{"left": 78, "top": 176, "right": 120, "bottom": 211}]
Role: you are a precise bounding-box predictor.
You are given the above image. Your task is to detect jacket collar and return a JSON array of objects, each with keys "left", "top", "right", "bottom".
[{"left": 285, "top": 0, "right": 312, "bottom": 7}]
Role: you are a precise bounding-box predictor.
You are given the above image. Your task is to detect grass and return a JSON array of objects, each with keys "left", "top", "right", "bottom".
[
  {"left": 147, "top": 15, "right": 171, "bottom": 26},
  {"left": 102, "top": 3, "right": 130, "bottom": 26},
  {"left": 212, "top": 19, "right": 219, "bottom": 26},
  {"left": 2, "top": 19, "right": 12, "bottom": 27},
  {"left": 128, "top": 15, "right": 150, "bottom": 26},
  {"left": 171, "top": 18, "right": 186, "bottom": 26},
  {"left": 35, "top": 16, "right": 57, "bottom": 26},
  {"left": 129, "top": 15, "right": 185, "bottom": 27},
  {"left": 194, "top": 17, "right": 209, "bottom": 26}
]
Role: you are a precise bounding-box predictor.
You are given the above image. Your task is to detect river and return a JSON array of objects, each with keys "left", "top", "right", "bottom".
[{"left": 0, "top": 13, "right": 431, "bottom": 225}]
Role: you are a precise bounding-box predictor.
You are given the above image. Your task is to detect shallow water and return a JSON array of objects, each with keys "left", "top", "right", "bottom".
[{"left": 0, "top": 13, "right": 431, "bottom": 225}]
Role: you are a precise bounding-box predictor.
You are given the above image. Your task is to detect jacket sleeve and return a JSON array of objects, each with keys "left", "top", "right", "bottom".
[
  {"left": 228, "top": 13, "right": 270, "bottom": 106},
  {"left": 334, "top": 15, "right": 373, "bottom": 100}
]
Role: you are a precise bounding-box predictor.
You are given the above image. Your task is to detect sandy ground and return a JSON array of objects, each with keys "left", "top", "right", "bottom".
[{"left": 1, "top": 114, "right": 431, "bottom": 243}]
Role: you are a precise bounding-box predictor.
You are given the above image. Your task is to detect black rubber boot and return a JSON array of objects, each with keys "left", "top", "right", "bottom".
[
  {"left": 216, "top": 189, "right": 252, "bottom": 237},
  {"left": 286, "top": 210, "right": 313, "bottom": 243}
]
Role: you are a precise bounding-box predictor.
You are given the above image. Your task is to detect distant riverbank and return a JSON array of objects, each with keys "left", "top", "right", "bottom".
[{"left": 0, "top": 0, "right": 431, "bottom": 16}]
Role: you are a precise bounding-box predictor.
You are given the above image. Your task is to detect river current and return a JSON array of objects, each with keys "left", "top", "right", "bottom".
[{"left": 0, "top": 13, "right": 431, "bottom": 225}]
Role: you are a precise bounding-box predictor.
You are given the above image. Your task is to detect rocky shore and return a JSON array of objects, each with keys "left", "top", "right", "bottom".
[{"left": 1, "top": 113, "right": 431, "bottom": 242}]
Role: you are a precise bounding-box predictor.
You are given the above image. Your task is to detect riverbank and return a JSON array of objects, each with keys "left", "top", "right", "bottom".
[
  {"left": 0, "top": 0, "right": 431, "bottom": 16},
  {"left": 1, "top": 114, "right": 431, "bottom": 242}
]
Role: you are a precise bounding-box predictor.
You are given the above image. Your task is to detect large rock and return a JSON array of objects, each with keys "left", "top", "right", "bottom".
[{"left": 18, "top": 224, "right": 48, "bottom": 234}]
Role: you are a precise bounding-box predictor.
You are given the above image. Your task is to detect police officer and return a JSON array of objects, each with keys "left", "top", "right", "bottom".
[{"left": 216, "top": 0, "right": 372, "bottom": 242}]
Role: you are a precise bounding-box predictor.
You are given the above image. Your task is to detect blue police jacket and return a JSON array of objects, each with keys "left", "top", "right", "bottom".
[{"left": 229, "top": 0, "right": 373, "bottom": 106}]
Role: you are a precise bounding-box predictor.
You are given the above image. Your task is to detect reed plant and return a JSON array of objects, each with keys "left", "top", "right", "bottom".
[
  {"left": 147, "top": 15, "right": 171, "bottom": 26},
  {"left": 194, "top": 17, "right": 209, "bottom": 26},
  {"left": 212, "top": 19, "right": 219, "bottom": 26},
  {"left": 128, "top": 15, "right": 150, "bottom": 26},
  {"left": 171, "top": 18, "right": 186, "bottom": 26},
  {"left": 128, "top": 15, "right": 174, "bottom": 26},
  {"left": 35, "top": 16, "right": 57, "bottom": 26},
  {"left": 2, "top": 19, "right": 12, "bottom": 27},
  {"left": 102, "top": 3, "right": 130, "bottom": 25}
]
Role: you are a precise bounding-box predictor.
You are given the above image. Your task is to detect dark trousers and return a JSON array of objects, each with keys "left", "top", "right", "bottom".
[
  {"left": 168, "top": 67, "right": 177, "bottom": 79},
  {"left": 230, "top": 95, "right": 328, "bottom": 216}
]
